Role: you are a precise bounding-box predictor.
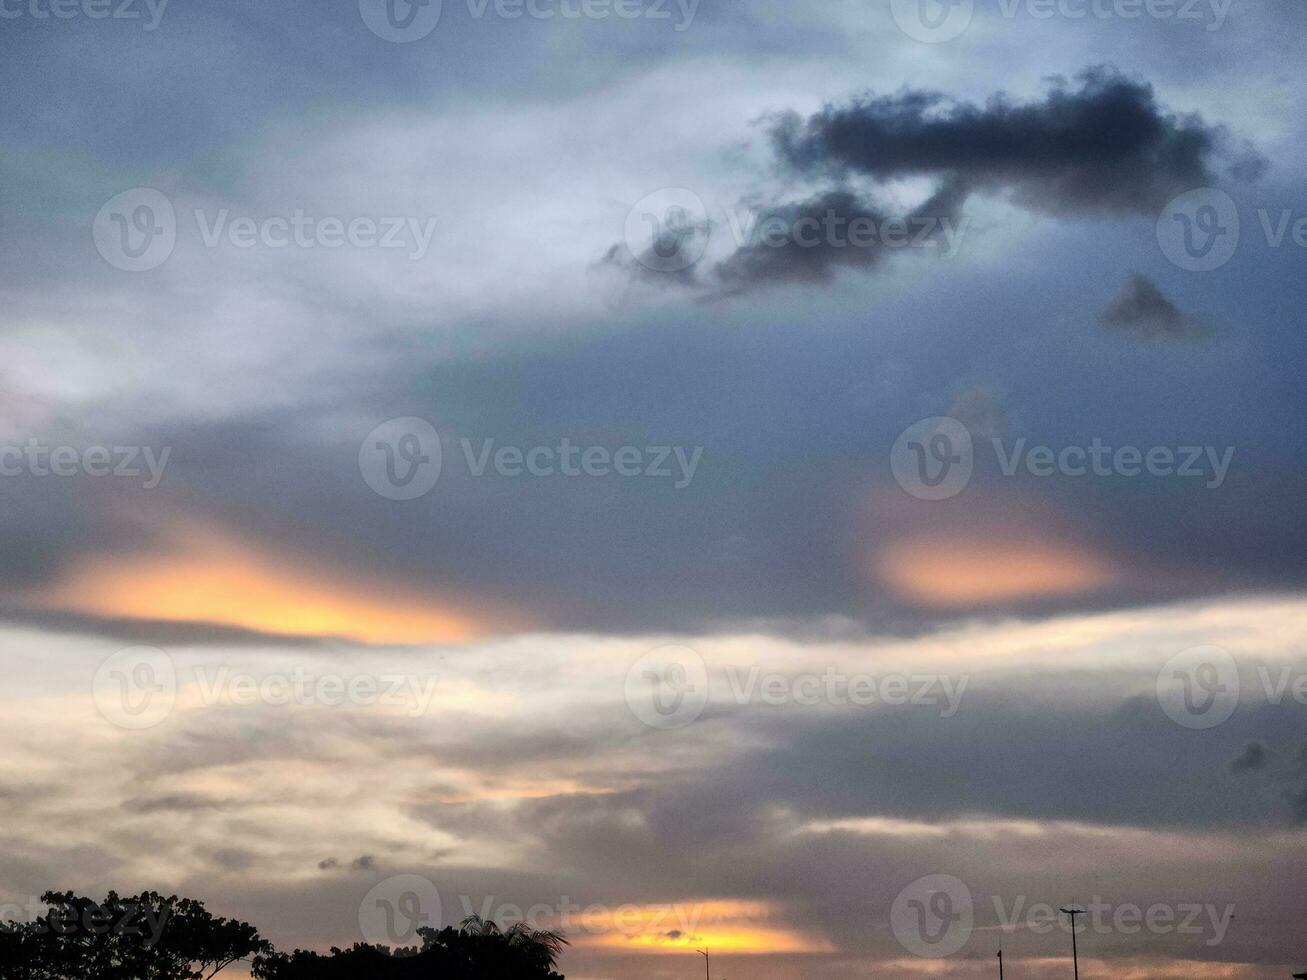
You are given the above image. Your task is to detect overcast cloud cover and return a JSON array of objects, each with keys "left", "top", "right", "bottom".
[{"left": 2, "top": 0, "right": 1306, "bottom": 976}]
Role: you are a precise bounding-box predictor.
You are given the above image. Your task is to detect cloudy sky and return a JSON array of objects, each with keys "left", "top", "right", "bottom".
[{"left": 2, "top": 0, "right": 1306, "bottom": 976}]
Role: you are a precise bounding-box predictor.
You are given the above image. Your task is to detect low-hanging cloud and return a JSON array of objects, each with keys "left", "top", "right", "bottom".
[
  {"left": 711, "top": 180, "right": 969, "bottom": 295},
  {"left": 1100, "top": 273, "right": 1206, "bottom": 340},
  {"left": 613, "top": 67, "right": 1264, "bottom": 295},
  {"left": 771, "top": 67, "right": 1265, "bottom": 214},
  {"left": 1229, "top": 741, "right": 1270, "bottom": 774}
]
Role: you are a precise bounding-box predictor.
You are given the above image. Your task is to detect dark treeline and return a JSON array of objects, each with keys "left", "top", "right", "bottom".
[{"left": 0, "top": 891, "right": 567, "bottom": 979}]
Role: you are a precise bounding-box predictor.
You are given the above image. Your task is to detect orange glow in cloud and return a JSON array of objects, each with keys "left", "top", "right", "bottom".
[
  {"left": 572, "top": 900, "right": 830, "bottom": 955},
  {"left": 877, "top": 536, "right": 1114, "bottom": 606},
  {"left": 24, "top": 522, "right": 486, "bottom": 644},
  {"left": 591, "top": 926, "right": 824, "bottom": 954}
]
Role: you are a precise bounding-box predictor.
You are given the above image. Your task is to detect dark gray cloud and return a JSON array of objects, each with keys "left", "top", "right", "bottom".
[
  {"left": 1101, "top": 274, "right": 1205, "bottom": 340},
  {"left": 660, "top": 694, "right": 1307, "bottom": 833},
  {"left": 1229, "top": 741, "right": 1270, "bottom": 774},
  {"left": 710, "top": 180, "right": 968, "bottom": 295},
  {"left": 3, "top": 294, "right": 1306, "bottom": 641},
  {"left": 610, "top": 67, "right": 1264, "bottom": 295},
  {"left": 121, "top": 793, "right": 235, "bottom": 814},
  {"left": 599, "top": 216, "right": 710, "bottom": 290},
  {"left": 385, "top": 677, "right": 1307, "bottom": 966},
  {"left": 771, "top": 67, "right": 1264, "bottom": 214},
  {"left": 210, "top": 848, "right": 257, "bottom": 872},
  {"left": 1287, "top": 784, "right": 1307, "bottom": 823},
  {"left": 338, "top": 669, "right": 1307, "bottom": 849}
]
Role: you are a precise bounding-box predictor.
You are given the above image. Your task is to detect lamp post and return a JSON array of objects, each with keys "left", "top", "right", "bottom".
[
  {"left": 1060, "top": 907, "right": 1086, "bottom": 980},
  {"left": 997, "top": 948, "right": 1004, "bottom": 980},
  {"left": 697, "top": 948, "right": 709, "bottom": 980}
]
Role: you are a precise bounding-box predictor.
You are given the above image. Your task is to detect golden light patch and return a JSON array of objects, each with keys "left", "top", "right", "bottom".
[
  {"left": 591, "top": 925, "right": 826, "bottom": 954},
  {"left": 571, "top": 900, "right": 831, "bottom": 955},
  {"left": 877, "top": 536, "right": 1114, "bottom": 606},
  {"left": 23, "top": 522, "right": 486, "bottom": 644}
]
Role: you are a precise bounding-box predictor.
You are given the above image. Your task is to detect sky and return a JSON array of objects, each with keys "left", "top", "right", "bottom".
[{"left": 2, "top": 0, "right": 1306, "bottom": 976}]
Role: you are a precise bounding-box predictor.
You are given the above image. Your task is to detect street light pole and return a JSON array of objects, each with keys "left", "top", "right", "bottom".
[
  {"left": 998, "top": 948, "right": 1004, "bottom": 980},
  {"left": 698, "top": 948, "right": 709, "bottom": 980},
  {"left": 1060, "top": 907, "right": 1085, "bottom": 980}
]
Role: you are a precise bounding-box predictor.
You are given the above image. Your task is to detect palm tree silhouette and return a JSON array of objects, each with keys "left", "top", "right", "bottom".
[{"left": 458, "top": 914, "right": 569, "bottom": 971}]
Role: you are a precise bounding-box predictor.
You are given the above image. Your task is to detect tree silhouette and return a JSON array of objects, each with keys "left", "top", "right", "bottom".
[
  {"left": 0, "top": 890, "right": 569, "bottom": 979},
  {"left": 457, "top": 914, "right": 568, "bottom": 972},
  {"left": 252, "top": 916, "right": 568, "bottom": 979},
  {"left": 0, "top": 890, "right": 269, "bottom": 979}
]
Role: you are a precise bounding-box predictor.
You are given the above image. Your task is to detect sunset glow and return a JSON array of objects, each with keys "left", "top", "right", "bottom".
[
  {"left": 876, "top": 536, "right": 1115, "bottom": 605},
  {"left": 23, "top": 522, "right": 486, "bottom": 644},
  {"left": 5, "top": 3, "right": 1303, "bottom": 977},
  {"left": 575, "top": 901, "right": 830, "bottom": 955}
]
